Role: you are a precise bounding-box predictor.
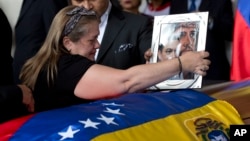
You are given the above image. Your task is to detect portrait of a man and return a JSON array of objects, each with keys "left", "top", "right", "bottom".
[
  {"left": 158, "top": 22, "right": 200, "bottom": 80},
  {"left": 149, "top": 12, "right": 208, "bottom": 90}
]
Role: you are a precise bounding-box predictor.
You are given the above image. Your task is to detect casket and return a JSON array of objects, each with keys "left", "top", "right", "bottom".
[{"left": 0, "top": 88, "right": 245, "bottom": 141}]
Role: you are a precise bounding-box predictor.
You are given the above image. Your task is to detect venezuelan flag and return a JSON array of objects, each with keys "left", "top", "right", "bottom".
[
  {"left": 231, "top": 0, "right": 250, "bottom": 81},
  {"left": 0, "top": 89, "right": 243, "bottom": 141}
]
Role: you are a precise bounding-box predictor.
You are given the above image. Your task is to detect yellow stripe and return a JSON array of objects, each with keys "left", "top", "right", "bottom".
[{"left": 92, "top": 100, "right": 243, "bottom": 141}]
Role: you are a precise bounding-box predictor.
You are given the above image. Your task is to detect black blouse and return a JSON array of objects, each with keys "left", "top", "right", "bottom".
[{"left": 34, "top": 54, "right": 95, "bottom": 112}]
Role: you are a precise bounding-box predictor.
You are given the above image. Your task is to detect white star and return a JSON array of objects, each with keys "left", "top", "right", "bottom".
[
  {"left": 97, "top": 114, "right": 118, "bottom": 125},
  {"left": 102, "top": 102, "right": 124, "bottom": 106},
  {"left": 104, "top": 107, "right": 125, "bottom": 115},
  {"left": 58, "top": 126, "right": 80, "bottom": 140},
  {"left": 79, "top": 118, "right": 101, "bottom": 129}
]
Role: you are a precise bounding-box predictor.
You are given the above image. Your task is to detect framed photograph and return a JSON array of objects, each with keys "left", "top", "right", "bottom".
[{"left": 148, "top": 12, "right": 208, "bottom": 90}]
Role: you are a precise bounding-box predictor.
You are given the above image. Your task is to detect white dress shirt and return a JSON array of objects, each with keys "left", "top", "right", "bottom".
[
  {"left": 95, "top": 1, "right": 112, "bottom": 60},
  {"left": 188, "top": 0, "right": 202, "bottom": 11}
]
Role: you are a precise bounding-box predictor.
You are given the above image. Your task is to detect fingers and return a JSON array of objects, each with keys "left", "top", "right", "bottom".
[
  {"left": 194, "top": 62, "right": 210, "bottom": 76},
  {"left": 18, "top": 85, "right": 35, "bottom": 112},
  {"left": 194, "top": 68, "right": 207, "bottom": 76},
  {"left": 26, "top": 98, "right": 35, "bottom": 112},
  {"left": 201, "top": 55, "right": 211, "bottom": 72},
  {"left": 200, "top": 51, "right": 209, "bottom": 58},
  {"left": 199, "top": 65, "right": 209, "bottom": 72},
  {"left": 24, "top": 93, "right": 35, "bottom": 112},
  {"left": 192, "top": 51, "right": 210, "bottom": 76},
  {"left": 144, "top": 49, "right": 153, "bottom": 63},
  {"left": 200, "top": 51, "right": 210, "bottom": 69}
]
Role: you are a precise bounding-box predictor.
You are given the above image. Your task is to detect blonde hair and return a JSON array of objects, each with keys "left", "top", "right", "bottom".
[{"left": 19, "top": 5, "right": 99, "bottom": 90}]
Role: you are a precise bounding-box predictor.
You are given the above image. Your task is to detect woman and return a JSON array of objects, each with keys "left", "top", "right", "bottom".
[
  {"left": 119, "top": 0, "right": 142, "bottom": 14},
  {"left": 20, "top": 6, "right": 210, "bottom": 112},
  {"left": 141, "top": 0, "right": 171, "bottom": 16}
]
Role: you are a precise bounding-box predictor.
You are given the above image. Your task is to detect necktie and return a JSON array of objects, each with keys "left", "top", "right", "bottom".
[{"left": 189, "top": 0, "right": 196, "bottom": 12}]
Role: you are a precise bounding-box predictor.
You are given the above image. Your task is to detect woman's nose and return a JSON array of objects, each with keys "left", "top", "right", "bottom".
[{"left": 95, "top": 40, "right": 100, "bottom": 49}]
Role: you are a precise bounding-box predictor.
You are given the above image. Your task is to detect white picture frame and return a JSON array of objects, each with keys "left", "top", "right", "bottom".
[{"left": 148, "top": 12, "right": 208, "bottom": 90}]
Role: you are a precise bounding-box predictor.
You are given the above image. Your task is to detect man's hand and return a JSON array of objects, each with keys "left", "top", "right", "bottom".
[{"left": 18, "top": 85, "right": 35, "bottom": 112}]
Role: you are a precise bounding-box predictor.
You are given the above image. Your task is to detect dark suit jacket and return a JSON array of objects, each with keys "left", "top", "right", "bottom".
[
  {"left": 13, "top": 0, "right": 68, "bottom": 84},
  {"left": 170, "top": 0, "right": 234, "bottom": 81},
  {"left": 0, "top": 85, "right": 29, "bottom": 123},
  {"left": 0, "top": 9, "right": 30, "bottom": 123},
  {"left": 0, "top": 9, "right": 14, "bottom": 85},
  {"left": 96, "top": 6, "right": 153, "bottom": 69}
]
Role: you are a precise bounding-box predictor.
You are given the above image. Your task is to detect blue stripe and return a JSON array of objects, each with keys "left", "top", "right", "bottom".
[
  {"left": 238, "top": 0, "right": 250, "bottom": 27},
  {"left": 10, "top": 89, "right": 214, "bottom": 141}
]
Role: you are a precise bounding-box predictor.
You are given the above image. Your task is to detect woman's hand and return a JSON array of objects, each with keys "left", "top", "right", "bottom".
[{"left": 180, "top": 51, "right": 210, "bottom": 76}]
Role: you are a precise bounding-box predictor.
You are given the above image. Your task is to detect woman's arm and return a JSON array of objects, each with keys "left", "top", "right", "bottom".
[{"left": 74, "top": 51, "right": 210, "bottom": 100}]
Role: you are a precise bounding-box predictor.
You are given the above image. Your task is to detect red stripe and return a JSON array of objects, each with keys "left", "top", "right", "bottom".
[
  {"left": 230, "top": 10, "right": 250, "bottom": 81},
  {"left": 0, "top": 114, "right": 34, "bottom": 141}
]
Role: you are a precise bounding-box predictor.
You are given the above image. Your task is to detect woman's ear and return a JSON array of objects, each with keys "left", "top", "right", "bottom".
[{"left": 63, "top": 36, "right": 72, "bottom": 52}]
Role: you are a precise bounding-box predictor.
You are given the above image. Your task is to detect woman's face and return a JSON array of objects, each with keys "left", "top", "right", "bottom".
[
  {"left": 67, "top": 21, "right": 100, "bottom": 61},
  {"left": 119, "top": 0, "right": 141, "bottom": 11}
]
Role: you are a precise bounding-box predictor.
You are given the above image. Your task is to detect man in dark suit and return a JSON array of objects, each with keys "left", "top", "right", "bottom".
[
  {"left": 0, "top": 9, "right": 14, "bottom": 85},
  {"left": 0, "top": 9, "right": 34, "bottom": 123},
  {"left": 170, "top": 0, "right": 234, "bottom": 81},
  {"left": 70, "top": 0, "right": 153, "bottom": 69},
  {"left": 0, "top": 85, "right": 34, "bottom": 123},
  {"left": 13, "top": 0, "right": 68, "bottom": 84}
]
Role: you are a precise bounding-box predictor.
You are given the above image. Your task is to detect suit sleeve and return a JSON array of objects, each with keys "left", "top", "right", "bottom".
[
  {"left": 42, "top": 0, "right": 67, "bottom": 33},
  {"left": 0, "top": 85, "right": 22, "bottom": 105},
  {"left": 138, "top": 16, "right": 153, "bottom": 63}
]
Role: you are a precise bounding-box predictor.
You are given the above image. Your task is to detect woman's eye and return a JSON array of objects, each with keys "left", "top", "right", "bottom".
[{"left": 75, "top": 0, "right": 83, "bottom": 2}]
